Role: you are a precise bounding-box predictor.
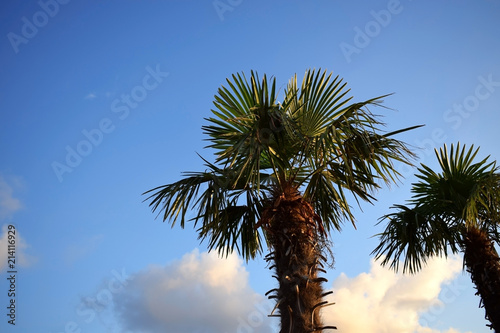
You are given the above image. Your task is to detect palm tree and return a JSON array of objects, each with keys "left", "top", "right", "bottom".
[
  {"left": 372, "top": 143, "right": 500, "bottom": 331},
  {"left": 145, "top": 69, "right": 418, "bottom": 332}
]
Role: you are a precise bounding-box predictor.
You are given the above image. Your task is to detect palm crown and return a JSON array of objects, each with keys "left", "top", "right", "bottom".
[
  {"left": 372, "top": 143, "right": 500, "bottom": 330},
  {"left": 145, "top": 69, "right": 418, "bottom": 260},
  {"left": 373, "top": 143, "right": 500, "bottom": 273}
]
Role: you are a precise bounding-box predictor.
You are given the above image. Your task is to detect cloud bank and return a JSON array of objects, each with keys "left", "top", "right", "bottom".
[
  {"left": 110, "top": 250, "right": 469, "bottom": 333},
  {"left": 113, "top": 249, "right": 276, "bottom": 333},
  {"left": 322, "top": 255, "right": 467, "bottom": 333}
]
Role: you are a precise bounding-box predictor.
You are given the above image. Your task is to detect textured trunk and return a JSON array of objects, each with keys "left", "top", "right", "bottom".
[
  {"left": 262, "top": 188, "right": 336, "bottom": 333},
  {"left": 462, "top": 226, "right": 500, "bottom": 331}
]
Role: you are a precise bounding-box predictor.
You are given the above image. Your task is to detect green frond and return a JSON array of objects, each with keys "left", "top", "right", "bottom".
[
  {"left": 411, "top": 143, "right": 500, "bottom": 225},
  {"left": 146, "top": 68, "right": 420, "bottom": 260},
  {"left": 372, "top": 204, "right": 461, "bottom": 274},
  {"left": 144, "top": 161, "right": 268, "bottom": 260},
  {"left": 286, "top": 69, "right": 351, "bottom": 138},
  {"left": 374, "top": 142, "right": 500, "bottom": 273},
  {"left": 196, "top": 189, "right": 266, "bottom": 260},
  {"left": 303, "top": 166, "right": 354, "bottom": 231},
  {"left": 144, "top": 172, "right": 214, "bottom": 228}
]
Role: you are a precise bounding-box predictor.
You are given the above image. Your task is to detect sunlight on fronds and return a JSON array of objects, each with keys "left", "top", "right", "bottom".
[{"left": 145, "top": 69, "right": 419, "bottom": 260}]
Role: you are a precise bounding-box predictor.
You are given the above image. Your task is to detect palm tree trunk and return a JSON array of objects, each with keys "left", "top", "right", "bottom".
[
  {"left": 264, "top": 188, "right": 335, "bottom": 333},
  {"left": 462, "top": 226, "right": 500, "bottom": 331}
]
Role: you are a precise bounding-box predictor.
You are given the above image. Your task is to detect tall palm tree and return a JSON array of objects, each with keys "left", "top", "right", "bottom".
[
  {"left": 372, "top": 143, "right": 500, "bottom": 331},
  {"left": 145, "top": 69, "right": 418, "bottom": 332}
]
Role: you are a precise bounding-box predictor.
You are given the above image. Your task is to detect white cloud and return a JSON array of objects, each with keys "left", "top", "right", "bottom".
[
  {"left": 321, "top": 255, "right": 466, "bottom": 333},
  {"left": 0, "top": 176, "right": 22, "bottom": 220},
  {"left": 0, "top": 224, "right": 36, "bottom": 271},
  {"left": 113, "top": 249, "right": 276, "bottom": 333},
  {"left": 108, "top": 250, "right": 474, "bottom": 333}
]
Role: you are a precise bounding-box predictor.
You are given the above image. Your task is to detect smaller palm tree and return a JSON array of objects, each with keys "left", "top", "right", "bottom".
[{"left": 372, "top": 143, "right": 500, "bottom": 331}]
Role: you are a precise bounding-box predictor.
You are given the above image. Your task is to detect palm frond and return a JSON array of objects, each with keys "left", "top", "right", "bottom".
[
  {"left": 374, "top": 142, "right": 500, "bottom": 273},
  {"left": 145, "top": 69, "right": 420, "bottom": 260},
  {"left": 144, "top": 160, "right": 268, "bottom": 260},
  {"left": 372, "top": 204, "right": 461, "bottom": 273},
  {"left": 411, "top": 143, "right": 500, "bottom": 225}
]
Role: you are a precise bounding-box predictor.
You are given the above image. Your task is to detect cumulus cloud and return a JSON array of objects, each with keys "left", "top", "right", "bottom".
[
  {"left": 113, "top": 249, "right": 276, "bottom": 333},
  {"left": 0, "top": 224, "right": 35, "bottom": 271},
  {"left": 108, "top": 250, "right": 472, "bottom": 333},
  {"left": 0, "top": 176, "right": 22, "bottom": 220},
  {"left": 321, "top": 255, "right": 467, "bottom": 333}
]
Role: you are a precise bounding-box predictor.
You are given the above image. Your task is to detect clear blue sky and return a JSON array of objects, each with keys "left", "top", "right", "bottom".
[{"left": 1, "top": 1, "right": 500, "bottom": 332}]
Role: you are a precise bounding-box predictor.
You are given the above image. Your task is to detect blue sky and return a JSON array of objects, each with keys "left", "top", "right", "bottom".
[{"left": 1, "top": 1, "right": 500, "bottom": 332}]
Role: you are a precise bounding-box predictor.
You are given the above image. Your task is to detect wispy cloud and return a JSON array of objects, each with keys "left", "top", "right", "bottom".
[
  {"left": 0, "top": 176, "right": 22, "bottom": 220},
  {"left": 322, "top": 255, "right": 468, "bottom": 333},
  {"left": 85, "top": 92, "right": 97, "bottom": 100},
  {"left": 112, "top": 249, "right": 276, "bottom": 333}
]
